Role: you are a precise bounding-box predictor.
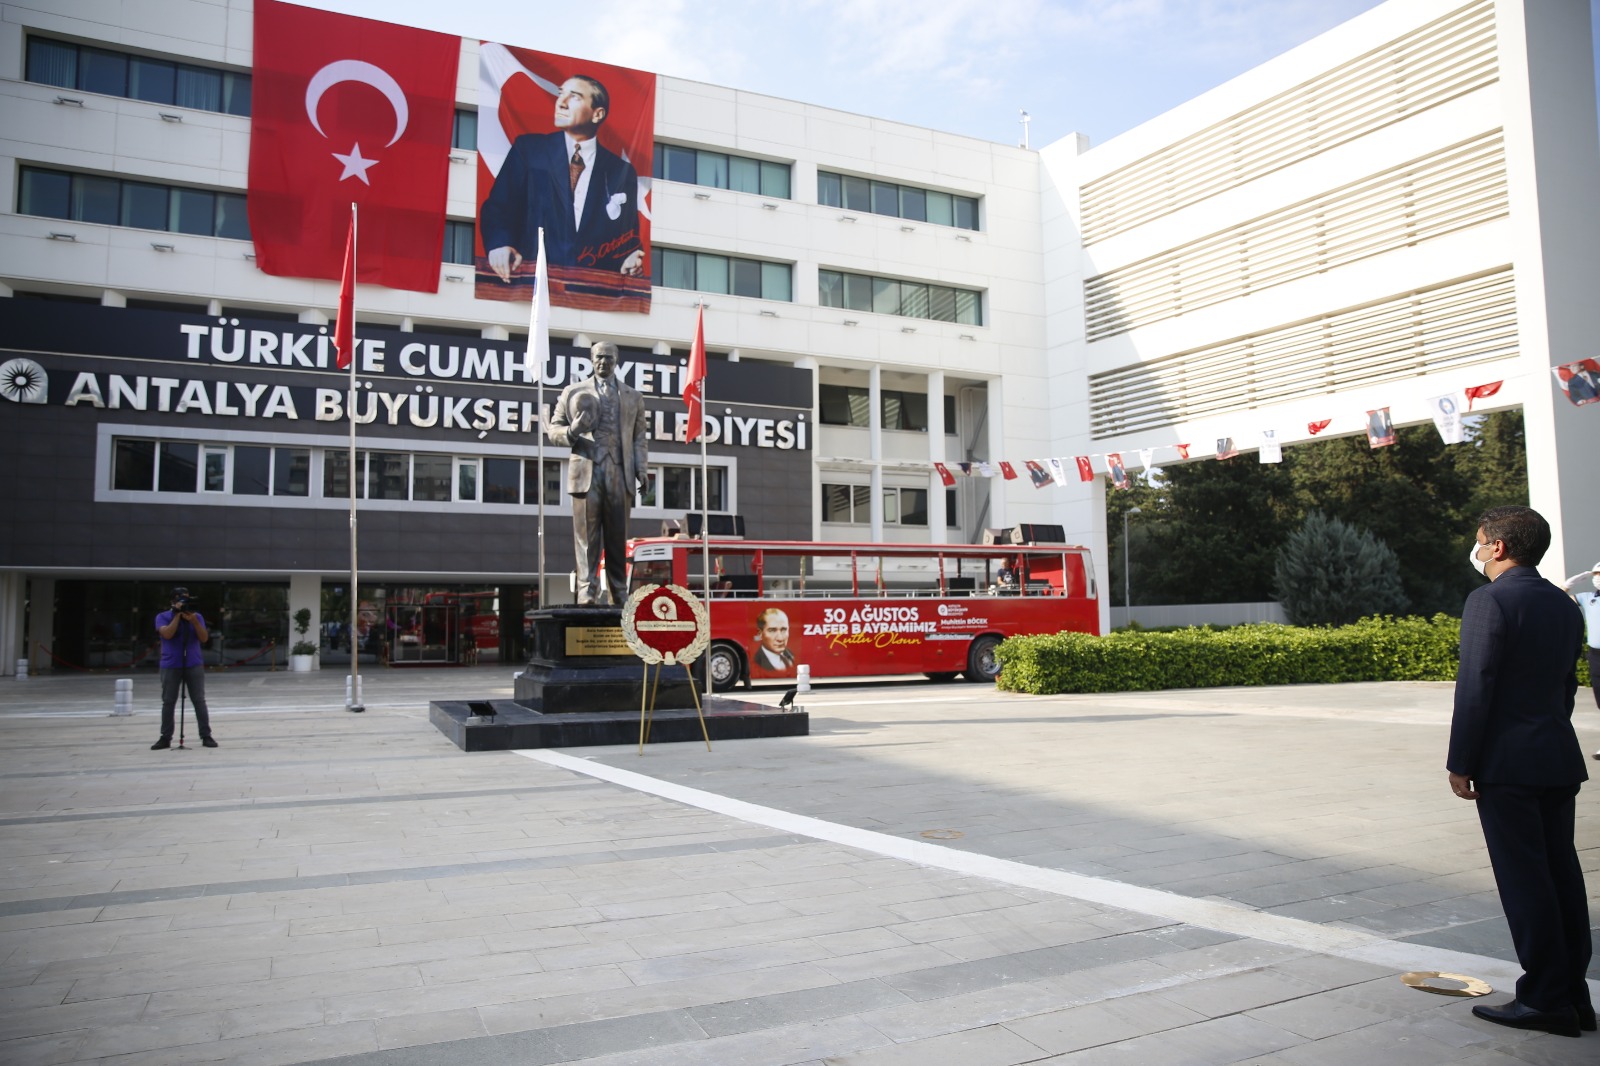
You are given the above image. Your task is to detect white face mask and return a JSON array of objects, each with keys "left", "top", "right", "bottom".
[{"left": 1468, "top": 541, "right": 1489, "bottom": 576}]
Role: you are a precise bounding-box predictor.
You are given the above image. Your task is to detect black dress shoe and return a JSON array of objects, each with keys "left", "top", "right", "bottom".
[
  {"left": 1578, "top": 1004, "right": 1596, "bottom": 1032},
  {"left": 150, "top": 737, "right": 171, "bottom": 750},
  {"left": 201, "top": 737, "right": 218, "bottom": 748},
  {"left": 1471, "top": 999, "right": 1580, "bottom": 1038}
]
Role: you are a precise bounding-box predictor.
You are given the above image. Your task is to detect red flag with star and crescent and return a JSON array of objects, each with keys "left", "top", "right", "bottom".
[{"left": 247, "top": 0, "right": 458, "bottom": 293}]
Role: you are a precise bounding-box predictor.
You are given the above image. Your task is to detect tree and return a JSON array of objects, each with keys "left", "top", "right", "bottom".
[{"left": 1273, "top": 511, "right": 1409, "bottom": 625}]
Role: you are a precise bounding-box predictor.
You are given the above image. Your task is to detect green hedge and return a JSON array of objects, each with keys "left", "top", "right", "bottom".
[{"left": 996, "top": 614, "right": 1591, "bottom": 694}]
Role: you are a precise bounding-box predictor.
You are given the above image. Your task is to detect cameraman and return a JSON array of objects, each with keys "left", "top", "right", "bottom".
[{"left": 152, "top": 587, "right": 217, "bottom": 749}]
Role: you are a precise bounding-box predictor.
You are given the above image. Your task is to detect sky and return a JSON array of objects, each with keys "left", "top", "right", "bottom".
[{"left": 294, "top": 0, "right": 1599, "bottom": 152}]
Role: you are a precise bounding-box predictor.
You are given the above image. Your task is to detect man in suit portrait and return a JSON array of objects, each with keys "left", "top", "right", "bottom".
[
  {"left": 546, "top": 342, "right": 649, "bottom": 605},
  {"left": 480, "top": 73, "right": 644, "bottom": 280},
  {"left": 750, "top": 607, "right": 796, "bottom": 677},
  {"left": 1448, "top": 505, "right": 1591, "bottom": 1038},
  {"left": 1565, "top": 361, "right": 1600, "bottom": 405}
]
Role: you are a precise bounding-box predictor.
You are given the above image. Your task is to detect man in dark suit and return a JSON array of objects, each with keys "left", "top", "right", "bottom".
[
  {"left": 1448, "top": 505, "right": 1591, "bottom": 1038},
  {"left": 545, "top": 342, "right": 649, "bottom": 605},
  {"left": 480, "top": 74, "right": 644, "bottom": 279}
]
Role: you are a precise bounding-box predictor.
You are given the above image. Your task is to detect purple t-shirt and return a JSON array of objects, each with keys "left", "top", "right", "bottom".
[{"left": 156, "top": 610, "right": 207, "bottom": 668}]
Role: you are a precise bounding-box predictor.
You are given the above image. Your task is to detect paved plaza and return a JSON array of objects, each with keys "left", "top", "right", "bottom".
[{"left": 0, "top": 667, "right": 1595, "bottom": 1065}]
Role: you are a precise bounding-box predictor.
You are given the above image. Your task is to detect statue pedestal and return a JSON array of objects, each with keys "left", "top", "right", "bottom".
[{"left": 513, "top": 607, "right": 696, "bottom": 712}]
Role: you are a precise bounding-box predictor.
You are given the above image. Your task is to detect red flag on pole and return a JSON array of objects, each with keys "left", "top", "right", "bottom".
[
  {"left": 334, "top": 213, "right": 356, "bottom": 370},
  {"left": 247, "top": 0, "right": 457, "bottom": 293},
  {"left": 684, "top": 305, "right": 707, "bottom": 442},
  {"left": 998, "top": 462, "right": 1018, "bottom": 480},
  {"left": 933, "top": 462, "right": 955, "bottom": 486}
]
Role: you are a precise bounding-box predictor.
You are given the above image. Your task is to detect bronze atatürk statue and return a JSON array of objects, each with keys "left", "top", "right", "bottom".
[{"left": 546, "top": 342, "right": 650, "bottom": 605}]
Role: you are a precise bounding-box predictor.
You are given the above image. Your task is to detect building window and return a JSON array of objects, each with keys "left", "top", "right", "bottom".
[
  {"left": 442, "top": 220, "right": 475, "bottom": 265},
  {"left": 453, "top": 108, "right": 477, "bottom": 151},
  {"left": 232, "top": 446, "right": 311, "bottom": 497},
  {"left": 523, "top": 458, "right": 563, "bottom": 506},
  {"left": 818, "top": 269, "right": 980, "bottom": 325},
  {"left": 653, "top": 144, "right": 790, "bottom": 198},
  {"left": 821, "top": 484, "right": 927, "bottom": 526},
  {"left": 19, "top": 166, "right": 249, "bottom": 240},
  {"left": 26, "top": 36, "right": 250, "bottom": 116},
  {"left": 818, "top": 171, "right": 978, "bottom": 230},
  {"left": 640, "top": 464, "right": 727, "bottom": 511},
  {"left": 819, "top": 385, "right": 959, "bottom": 432},
  {"left": 651, "top": 247, "right": 792, "bottom": 301}
]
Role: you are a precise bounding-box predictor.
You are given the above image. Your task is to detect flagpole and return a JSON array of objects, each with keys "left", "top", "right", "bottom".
[
  {"left": 692, "top": 302, "right": 711, "bottom": 699},
  {"left": 345, "top": 202, "right": 364, "bottom": 712},
  {"left": 532, "top": 229, "right": 550, "bottom": 612}
]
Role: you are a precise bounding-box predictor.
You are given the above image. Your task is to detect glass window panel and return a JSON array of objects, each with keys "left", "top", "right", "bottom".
[
  {"left": 898, "top": 391, "right": 929, "bottom": 431},
  {"left": 954, "top": 196, "right": 979, "bottom": 230},
  {"left": 19, "top": 168, "right": 70, "bottom": 219},
  {"left": 442, "top": 220, "right": 473, "bottom": 264},
  {"left": 817, "top": 171, "right": 841, "bottom": 208},
  {"left": 215, "top": 192, "right": 249, "bottom": 240},
  {"left": 946, "top": 487, "right": 959, "bottom": 528},
  {"left": 843, "top": 273, "right": 872, "bottom": 312},
  {"left": 870, "top": 181, "right": 899, "bottom": 217},
  {"left": 652, "top": 143, "right": 664, "bottom": 176},
  {"left": 662, "top": 248, "right": 695, "bottom": 290},
  {"left": 171, "top": 187, "right": 215, "bottom": 235},
  {"left": 26, "top": 38, "right": 78, "bottom": 89},
  {"left": 818, "top": 385, "right": 852, "bottom": 426},
  {"left": 112, "top": 439, "right": 155, "bottom": 491},
  {"left": 730, "top": 257, "right": 761, "bottom": 298},
  {"left": 78, "top": 47, "right": 127, "bottom": 96},
  {"left": 233, "top": 446, "right": 271, "bottom": 495},
  {"left": 455, "top": 458, "right": 477, "bottom": 502},
  {"left": 955, "top": 290, "right": 981, "bottom": 325},
  {"left": 695, "top": 151, "right": 729, "bottom": 188},
  {"left": 660, "top": 465, "right": 694, "bottom": 509},
  {"left": 760, "top": 160, "right": 790, "bottom": 199},
  {"left": 323, "top": 451, "right": 366, "bottom": 499},
  {"left": 846, "top": 387, "right": 871, "bottom": 427},
  {"left": 483, "top": 457, "right": 520, "bottom": 504},
  {"left": 122, "top": 181, "right": 168, "bottom": 230},
  {"left": 761, "top": 262, "right": 791, "bottom": 302},
  {"left": 899, "top": 186, "right": 926, "bottom": 222},
  {"left": 928, "top": 286, "right": 957, "bottom": 322},
  {"left": 872, "top": 277, "right": 900, "bottom": 315},
  {"left": 663, "top": 145, "right": 695, "bottom": 183},
  {"left": 158, "top": 441, "right": 198, "bottom": 492},
  {"left": 881, "top": 392, "right": 904, "bottom": 431},
  {"left": 73, "top": 175, "right": 120, "bottom": 225},
  {"left": 273, "top": 448, "right": 309, "bottom": 496},
  {"left": 821, "top": 484, "right": 853, "bottom": 523},
  {"left": 925, "top": 190, "right": 954, "bottom": 226},
  {"left": 900, "top": 283, "right": 930, "bottom": 320},
  {"left": 637, "top": 468, "right": 658, "bottom": 508},
  {"left": 221, "top": 71, "right": 251, "bottom": 116},
  {"left": 703, "top": 467, "right": 727, "bottom": 511},
  {"left": 944, "top": 395, "right": 957, "bottom": 434},
  {"left": 728, "top": 156, "right": 759, "bottom": 193},
  {"left": 851, "top": 486, "right": 871, "bottom": 522},
  {"left": 174, "top": 65, "right": 221, "bottom": 111},
  {"left": 203, "top": 447, "right": 227, "bottom": 492},
  {"left": 695, "top": 253, "right": 729, "bottom": 294},
  {"left": 128, "top": 56, "right": 175, "bottom": 104},
  {"left": 900, "top": 489, "right": 928, "bottom": 526},
  {"left": 413, "top": 454, "right": 452, "bottom": 501},
  {"left": 453, "top": 108, "right": 477, "bottom": 151},
  {"left": 882, "top": 488, "right": 899, "bottom": 523},
  {"left": 370, "top": 452, "right": 408, "bottom": 500},
  {"left": 817, "top": 270, "right": 843, "bottom": 308},
  {"left": 841, "top": 175, "right": 870, "bottom": 212}
]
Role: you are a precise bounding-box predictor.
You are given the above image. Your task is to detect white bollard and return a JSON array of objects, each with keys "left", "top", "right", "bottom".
[
  {"left": 111, "top": 677, "right": 133, "bottom": 716},
  {"left": 345, "top": 674, "right": 363, "bottom": 708},
  {"left": 796, "top": 664, "right": 811, "bottom": 693},
  {"left": 15, "top": 658, "right": 28, "bottom": 679}
]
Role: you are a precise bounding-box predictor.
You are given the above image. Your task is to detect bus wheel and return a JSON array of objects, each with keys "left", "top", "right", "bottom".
[
  {"left": 924, "top": 671, "right": 960, "bottom": 683},
  {"left": 965, "top": 635, "right": 1002, "bottom": 683},
  {"left": 706, "top": 642, "right": 744, "bottom": 693}
]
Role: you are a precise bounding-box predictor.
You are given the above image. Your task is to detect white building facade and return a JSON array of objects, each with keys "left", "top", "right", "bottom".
[{"left": 0, "top": 0, "right": 1595, "bottom": 671}]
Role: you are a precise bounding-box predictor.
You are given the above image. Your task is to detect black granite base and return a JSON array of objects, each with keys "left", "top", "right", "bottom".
[
  {"left": 429, "top": 697, "right": 808, "bottom": 751},
  {"left": 514, "top": 606, "right": 698, "bottom": 711}
]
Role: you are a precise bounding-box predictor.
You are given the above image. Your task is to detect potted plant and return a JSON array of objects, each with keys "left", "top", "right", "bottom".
[{"left": 290, "top": 607, "right": 317, "bottom": 672}]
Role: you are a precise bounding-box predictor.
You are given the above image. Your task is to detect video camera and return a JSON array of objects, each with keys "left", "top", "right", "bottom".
[{"left": 171, "top": 586, "right": 197, "bottom": 612}]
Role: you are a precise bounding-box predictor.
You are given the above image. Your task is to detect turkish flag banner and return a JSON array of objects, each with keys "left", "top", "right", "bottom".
[{"left": 248, "top": 0, "right": 457, "bottom": 294}]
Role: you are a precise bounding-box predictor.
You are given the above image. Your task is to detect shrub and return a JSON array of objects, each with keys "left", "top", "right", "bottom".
[
  {"left": 1274, "top": 511, "right": 1408, "bottom": 626},
  {"left": 996, "top": 614, "right": 1468, "bottom": 694}
]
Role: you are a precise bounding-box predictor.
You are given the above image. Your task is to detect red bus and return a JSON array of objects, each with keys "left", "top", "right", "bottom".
[{"left": 627, "top": 537, "right": 1098, "bottom": 691}]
